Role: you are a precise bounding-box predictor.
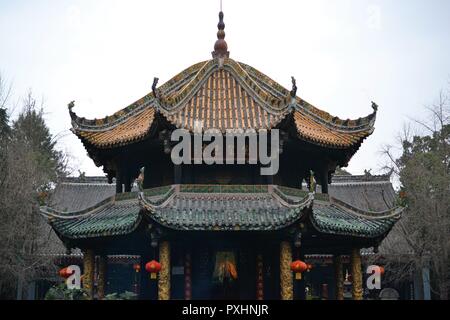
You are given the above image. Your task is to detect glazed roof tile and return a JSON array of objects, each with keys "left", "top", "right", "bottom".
[
  {"left": 311, "top": 200, "right": 402, "bottom": 238},
  {"left": 70, "top": 58, "right": 376, "bottom": 149},
  {"left": 41, "top": 198, "right": 141, "bottom": 239},
  {"left": 41, "top": 183, "right": 403, "bottom": 239},
  {"left": 139, "top": 185, "right": 313, "bottom": 231}
]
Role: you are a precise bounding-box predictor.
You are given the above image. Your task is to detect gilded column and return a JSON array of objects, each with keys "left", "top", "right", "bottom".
[
  {"left": 83, "top": 249, "right": 95, "bottom": 300},
  {"left": 256, "top": 254, "right": 264, "bottom": 300},
  {"left": 158, "top": 241, "right": 171, "bottom": 300},
  {"left": 97, "top": 255, "right": 107, "bottom": 300},
  {"left": 351, "top": 248, "right": 363, "bottom": 300},
  {"left": 280, "top": 242, "right": 293, "bottom": 300},
  {"left": 334, "top": 255, "right": 344, "bottom": 300},
  {"left": 184, "top": 252, "right": 192, "bottom": 300}
]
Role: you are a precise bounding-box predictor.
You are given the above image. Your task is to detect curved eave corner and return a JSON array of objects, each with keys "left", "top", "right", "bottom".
[
  {"left": 309, "top": 196, "right": 404, "bottom": 239},
  {"left": 39, "top": 196, "right": 143, "bottom": 240}
]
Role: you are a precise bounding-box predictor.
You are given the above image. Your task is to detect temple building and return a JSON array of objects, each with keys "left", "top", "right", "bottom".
[{"left": 40, "top": 11, "right": 404, "bottom": 300}]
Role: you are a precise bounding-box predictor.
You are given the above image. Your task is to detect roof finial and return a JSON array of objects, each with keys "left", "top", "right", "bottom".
[
  {"left": 371, "top": 101, "right": 379, "bottom": 112},
  {"left": 290, "top": 77, "right": 298, "bottom": 98},
  {"left": 212, "top": 9, "right": 230, "bottom": 59}
]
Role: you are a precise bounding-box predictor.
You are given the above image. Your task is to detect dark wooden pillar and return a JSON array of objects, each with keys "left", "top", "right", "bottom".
[
  {"left": 83, "top": 249, "right": 95, "bottom": 299},
  {"left": 320, "top": 168, "right": 329, "bottom": 194},
  {"left": 97, "top": 255, "right": 107, "bottom": 300},
  {"left": 256, "top": 254, "right": 264, "bottom": 300},
  {"left": 322, "top": 284, "right": 329, "bottom": 300},
  {"left": 116, "top": 167, "right": 123, "bottom": 194},
  {"left": 334, "top": 255, "right": 344, "bottom": 300},
  {"left": 124, "top": 171, "right": 132, "bottom": 193},
  {"left": 174, "top": 165, "right": 182, "bottom": 184},
  {"left": 184, "top": 252, "right": 192, "bottom": 300}
]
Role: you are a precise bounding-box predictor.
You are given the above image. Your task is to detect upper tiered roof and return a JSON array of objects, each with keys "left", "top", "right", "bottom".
[{"left": 68, "top": 12, "right": 377, "bottom": 152}]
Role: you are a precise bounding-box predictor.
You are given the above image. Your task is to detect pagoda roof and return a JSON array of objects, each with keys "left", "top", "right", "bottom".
[
  {"left": 41, "top": 182, "right": 402, "bottom": 240},
  {"left": 69, "top": 57, "right": 377, "bottom": 150}
]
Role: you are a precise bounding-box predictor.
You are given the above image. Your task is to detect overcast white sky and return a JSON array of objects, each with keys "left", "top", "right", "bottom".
[{"left": 1, "top": 0, "right": 449, "bottom": 176}]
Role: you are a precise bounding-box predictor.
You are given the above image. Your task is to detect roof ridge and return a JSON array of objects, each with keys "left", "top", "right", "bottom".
[
  {"left": 155, "top": 58, "right": 293, "bottom": 117},
  {"left": 40, "top": 196, "right": 116, "bottom": 220},
  {"left": 329, "top": 196, "right": 404, "bottom": 219},
  {"left": 60, "top": 176, "right": 112, "bottom": 184},
  {"left": 239, "top": 61, "right": 377, "bottom": 132},
  {"left": 332, "top": 173, "right": 392, "bottom": 183},
  {"left": 69, "top": 61, "right": 209, "bottom": 131}
]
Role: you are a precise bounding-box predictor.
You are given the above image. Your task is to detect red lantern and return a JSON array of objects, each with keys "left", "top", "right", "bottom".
[
  {"left": 59, "top": 267, "right": 73, "bottom": 279},
  {"left": 145, "top": 260, "right": 162, "bottom": 279},
  {"left": 133, "top": 263, "right": 141, "bottom": 273},
  {"left": 290, "top": 260, "right": 308, "bottom": 280},
  {"left": 378, "top": 266, "right": 385, "bottom": 275}
]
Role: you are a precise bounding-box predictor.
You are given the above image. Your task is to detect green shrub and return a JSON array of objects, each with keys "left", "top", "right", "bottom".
[
  {"left": 103, "top": 291, "right": 138, "bottom": 300},
  {"left": 45, "top": 284, "right": 88, "bottom": 300}
]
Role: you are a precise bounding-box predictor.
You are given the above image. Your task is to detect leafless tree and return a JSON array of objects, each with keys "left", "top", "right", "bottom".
[
  {"left": 0, "top": 80, "right": 67, "bottom": 299},
  {"left": 379, "top": 88, "right": 450, "bottom": 300}
]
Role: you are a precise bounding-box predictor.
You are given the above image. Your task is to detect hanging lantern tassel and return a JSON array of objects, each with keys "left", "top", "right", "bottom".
[
  {"left": 145, "top": 260, "right": 162, "bottom": 280},
  {"left": 133, "top": 263, "right": 141, "bottom": 273},
  {"left": 290, "top": 260, "right": 308, "bottom": 281}
]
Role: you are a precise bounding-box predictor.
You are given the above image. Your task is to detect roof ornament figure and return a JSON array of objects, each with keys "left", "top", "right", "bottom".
[
  {"left": 136, "top": 167, "right": 145, "bottom": 194},
  {"left": 309, "top": 170, "right": 316, "bottom": 193},
  {"left": 152, "top": 78, "right": 162, "bottom": 111},
  {"left": 371, "top": 101, "right": 379, "bottom": 112},
  {"left": 68, "top": 100, "right": 75, "bottom": 112},
  {"left": 67, "top": 101, "right": 78, "bottom": 127},
  {"left": 152, "top": 78, "right": 160, "bottom": 99},
  {"left": 290, "top": 77, "right": 298, "bottom": 109},
  {"left": 212, "top": 10, "right": 230, "bottom": 60},
  {"left": 363, "top": 169, "right": 373, "bottom": 181},
  {"left": 290, "top": 77, "right": 298, "bottom": 98}
]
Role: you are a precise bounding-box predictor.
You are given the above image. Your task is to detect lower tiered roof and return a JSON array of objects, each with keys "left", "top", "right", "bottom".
[
  {"left": 41, "top": 176, "right": 403, "bottom": 241},
  {"left": 138, "top": 185, "right": 314, "bottom": 231}
]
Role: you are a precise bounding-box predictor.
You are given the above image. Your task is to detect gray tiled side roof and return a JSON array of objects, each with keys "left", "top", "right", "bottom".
[
  {"left": 329, "top": 175, "right": 396, "bottom": 212},
  {"left": 49, "top": 180, "right": 115, "bottom": 212}
]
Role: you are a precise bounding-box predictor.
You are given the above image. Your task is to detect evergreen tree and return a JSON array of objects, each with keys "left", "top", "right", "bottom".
[{"left": 0, "top": 92, "right": 67, "bottom": 299}]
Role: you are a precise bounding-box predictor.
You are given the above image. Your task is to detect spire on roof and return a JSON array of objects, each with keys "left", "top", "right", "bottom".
[{"left": 212, "top": 11, "right": 230, "bottom": 59}]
